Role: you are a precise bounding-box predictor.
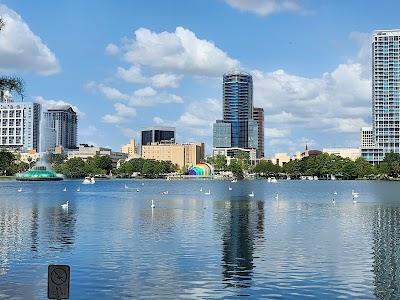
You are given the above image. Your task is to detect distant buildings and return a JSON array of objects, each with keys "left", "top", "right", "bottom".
[
  {"left": 121, "top": 139, "right": 140, "bottom": 158},
  {"left": 213, "top": 71, "right": 259, "bottom": 163},
  {"left": 67, "top": 144, "right": 128, "bottom": 168},
  {"left": 0, "top": 92, "right": 41, "bottom": 151},
  {"left": 323, "top": 148, "right": 361, "bottom": 161},
  {"left": 142, "top": 142, "right": 205, "bottom": 169},
  {"left": 361, "top": 30, "right": 400, "bottom": 164},
  {"left": 141, "top": 126, "right": 175, "bottom": 146},
  {"left": 42, "top": 105, "right": 77, "bottom": 151},
  {"left": 270, "top": 153, "right": 291, "bottom": 167}
]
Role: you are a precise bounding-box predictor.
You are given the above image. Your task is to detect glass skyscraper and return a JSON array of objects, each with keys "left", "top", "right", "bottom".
[
  {"left": 362, "top": 30, "right": 400, "bottom": 163},
  {"left": 213, "top": 71, "right": 258, "bottom": 151}
]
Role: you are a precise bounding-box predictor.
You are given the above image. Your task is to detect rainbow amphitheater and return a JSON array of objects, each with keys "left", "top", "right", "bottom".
[{"left": 187, "top": 163, "right": 214, "bottom": 177}]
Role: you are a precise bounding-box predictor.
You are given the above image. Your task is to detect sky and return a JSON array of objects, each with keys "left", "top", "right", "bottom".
[{"left": 1, "top": 0, "right": 400, "bottom": 156}]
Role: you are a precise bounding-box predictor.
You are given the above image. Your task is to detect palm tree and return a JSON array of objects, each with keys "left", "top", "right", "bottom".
[{"left": 0, "top": 17, "right": 24, "bottom": 101}]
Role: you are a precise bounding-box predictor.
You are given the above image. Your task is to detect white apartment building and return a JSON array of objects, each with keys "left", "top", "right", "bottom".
[{"left": 0, "top": 93, "right": 41, "bottom": 151}]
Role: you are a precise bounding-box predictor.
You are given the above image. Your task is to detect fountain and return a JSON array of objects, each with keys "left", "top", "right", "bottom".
[{"left": 16, "top": 165, "right": 63, "bottom": 181}]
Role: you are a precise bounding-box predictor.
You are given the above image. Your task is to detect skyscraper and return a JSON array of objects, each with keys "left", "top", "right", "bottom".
[
  {"left": 43, "top": 105, "right": 78, "bottom": 151},
  {"left": 253, "top": 107, "right": 264, "bottom": 158},
  {"left": 0, "top": 92, "right": 41, "bottom": 151},
  {"left": 213, "top": 71, "right": 258, "bottom": 158},
  {"left": 361, "top": 30, "right": 400, "bottom": 163}
]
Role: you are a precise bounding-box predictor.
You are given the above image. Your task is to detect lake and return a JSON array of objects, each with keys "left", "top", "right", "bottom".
[{"left": 0, "top": 179, "right": 399, "bottom": 299}]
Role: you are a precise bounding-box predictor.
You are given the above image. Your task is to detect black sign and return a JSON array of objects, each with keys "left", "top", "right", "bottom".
[{"left": 48, "top": 265, "right": 70, "bottom": 299}]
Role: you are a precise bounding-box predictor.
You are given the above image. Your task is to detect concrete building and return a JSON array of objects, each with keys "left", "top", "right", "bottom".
[
  {"left": 213, "top": 147, "right": 257, "bottom": 166},
  {"left": 270, "top": 153, "right": 291, "bottom": 167},
  {"left": 0, "top": 92, "right": 41, "bottom": 151},
  {"left": 67, "top": 144, "right": 128, "bottom": 168},
  {"left": 253, "top": 107, "right": 265, "bottom": 158},
  {"left": 361, "top": 30, "right": 400, "bottom": 163},
  {"left": 323, "top": 148, "right": 361, "bottom": 161},
  {"left": 43, "top": 105, "right": 77, "bottom": 151},
  {"left": 141, "top": 126, "right": 175, "bottom": 146},
  {"left": 142, "top": 142, "right": 205, "bottom": 169},
  {"left": 121, "top": 139, "right": 140, "bottom": 158}
]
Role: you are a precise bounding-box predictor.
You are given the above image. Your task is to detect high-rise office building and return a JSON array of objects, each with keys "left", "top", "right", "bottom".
[
  {"left": 0, "top": 92, "right": 41, "bottom": 151},
  {"left": 213, "top": 71, "right": 258, "bottom": 157},
  {"left": 253, "top": 107, "right": 264, "bottom": 158},
  {"left": 43, "top": 105, "right": 77, "bottom": 151},
  {"left": 141, "top": 126, "right": 175, "bottom": 146},
  {"left": 361, "top": 30, "right": 400, "bottom": 163}
]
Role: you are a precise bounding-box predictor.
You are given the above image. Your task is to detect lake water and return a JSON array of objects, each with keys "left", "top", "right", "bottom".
[{"left": 0, "top": 179, "right": 399, "bottom": 299}]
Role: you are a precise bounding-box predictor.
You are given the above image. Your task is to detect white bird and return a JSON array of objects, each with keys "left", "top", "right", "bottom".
[
  {"left": 353, "top": 199, "right": 358, "bottom": 204},
  {"left": 249, "top": 192, "right": 254, "bottom": 197},
  {"left": 351, "top": 190, "right": 359, "bottom": 198},
  {"left": 332, "top": 199, "right": 336, "bottom": 204},
  {"left": 204, "top": 189, "right": 211, "bottom": 195},
  {"left": 275, "top": 193, "right": 279, "bottom": 201},
  {"left": 17, "top": 188, "right": 22, "bottom": 192},
  {"left": 136, "top": 188, "right": 140, "bottom": 192},
  {"left": 162, "top": 190, "right": 168, "bottom": 195},
  {"left": 200, "top": 187, "right": 203, "bottom": 192},
  {"left": 63, "top": 187, "right": 67, "bottom": 192},
  {"left": 151, "top": 199, "right": 155, "bottom": 209},
  {"left": 76, "top": 187, "right": 80, "bottom": 192},
  {"left": 334, "top": 191, "right": 337, "bottom": 195},
  {"left": 61, "top": 201, "right": 69, "bottom": 209},
  {"left": 124, "top": 184, "right": 129, "bottom": 189},
  {"left": 228, "top": 185, "right": 232, "bottom": 191}
]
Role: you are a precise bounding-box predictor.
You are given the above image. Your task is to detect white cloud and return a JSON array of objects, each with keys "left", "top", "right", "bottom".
[
  {"left": 0, "top": 5, "right": 60, "bottom": 75},
  {"left": 134, "top": 86, "right": 157, "bottom": 97},
  {"left": 151, "top": 73, "right": 182, "bottom": 88},
  {"left": 34, "top": 96, "right": 84, "bottom": 116},
  {"left": 117, "top": 65, "right": 146, "bottom": 83},
  {"left": 121, "top": 27, "right": 239, "bottom": 76},
  {"left": 224, "top": 0, "right": 307, "bottom": 16},
  {"left": 265, "top": 127, "right": 290, "bottom": 139},
  {"left": 129, "top": 92, "right": 183, "bottom": 106},
  {"left": 102, "top": 103, "right": 136, "bottom": 124},
  {"left": 105, "top": 43, "right": 120, "bottom": 55},
  {"left": 87, "top": 82, "right": 129, "bottom": 101}
]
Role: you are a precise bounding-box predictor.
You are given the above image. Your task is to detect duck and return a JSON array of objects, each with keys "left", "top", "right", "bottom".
[
  {"left": 61, "top": 201, "right": 69, "bottom": 209},
  {"left": 151, "top": 199, "right": 155, "bottom": 209}
]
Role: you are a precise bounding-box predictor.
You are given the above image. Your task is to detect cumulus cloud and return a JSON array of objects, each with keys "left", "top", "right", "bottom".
[
  {"left": 34, "top": 96, "right": 84, "bottom": 116},
  {"left": 102, "top": 103, "right": 136, "bottom": 124},
  {"left": 0, "top": 5, "right": 60, "bottom": 75},
  {"left": 151, "top": 73, "right": 182, "bottom": 88},
  {"left": 121, "top": 27, "right": 239, "bottom": 76},
  {"left": 224, "top": 0, "right": 308, "bottom": 16},
  {"left": 105, "top": 43, "right": 120, "bottom": 55},
  {"left": 133, "top": 86, "right": 157, "bottom": 97},
  {"left": 117, "top": 65, "right": 146, "bottom": 83}
]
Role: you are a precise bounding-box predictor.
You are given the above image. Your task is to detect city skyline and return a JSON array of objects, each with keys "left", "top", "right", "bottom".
[{"left": 2, "top": 1, "right": 400, "bottom": 155}]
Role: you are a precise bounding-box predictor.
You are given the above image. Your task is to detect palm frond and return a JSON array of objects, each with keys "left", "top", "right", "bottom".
[{"left": 0, "top": 76, "right": 25, "bottom": 99}]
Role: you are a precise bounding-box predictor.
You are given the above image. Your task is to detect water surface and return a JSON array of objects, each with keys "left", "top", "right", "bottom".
[{"left": 0, "top": 179, "right": 399, "bottom": 299}]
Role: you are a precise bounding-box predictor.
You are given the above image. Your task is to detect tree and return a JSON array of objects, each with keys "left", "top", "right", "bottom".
[
  {"left": 382, "top": 152, "right": 400, "bottom": 177},
  {"left": 228, "top": 159, "right": 244, "bottom": 179},
  {"left": 235, "top": 151, "right": 250, "bottom": 171},
  {"left": 253, "top": 160, "right": 280, "bottom": 175},
  {"left": 207, "top": 154, "right": 227, "bottom": 171}
]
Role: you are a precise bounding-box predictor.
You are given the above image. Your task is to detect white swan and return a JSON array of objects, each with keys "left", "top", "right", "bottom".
[
  {"left": 124, "top": 184, "right": 129, "bottom": 189},
  {"left": 200, "top": 187, "right": 203, "bottom": 192},
  {"left": 204, "top": 189, "right": 211, "bottom": 195},
  {"left": 136, "top": 188, "right": 140, "bottom": 192},
  {"left": 63, "top": 187, "right": 67, "bottom": 192},
  {"left": 334, "top": 191, "right": 337, "bottom": 195},
  {"left": 352, "top": 190, "right": 359, "bottom": 198},
  {"left": 17, "top": 188, "right": 22, "bottom": 192},
  {"left": 249, "top": 192, "right": 254, "bottom": 197},
  {"left": 353, "top": 199, "right": 358, "bottom": 204},
  {"left": 275, "top": 193, "right": 279, "bottom": 201},
  {"left": 332, "top": 199, "right": 335, "bottom": 204},
  {"left": 151, "top": 199, "right": 155, "bottom": 209},
  {"left": 76, "top": 187, "right": 80, "bottom": 192},
  {"left": 162, "top": 190, "right": 168, "bottom": 195},
  {"left": 228, "top": 185, "right": 232, "bottom": 191},
  {"left": 61, "top": 201, "right": 69, "bottom": 209}
]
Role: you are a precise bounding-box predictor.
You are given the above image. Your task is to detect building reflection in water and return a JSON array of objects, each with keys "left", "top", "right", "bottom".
[
  {"left": 217, "top": 197, "right": 264, "bottom": 289},
  {"left": 372, "top": 206, "right": 400, "bottom": 299}
]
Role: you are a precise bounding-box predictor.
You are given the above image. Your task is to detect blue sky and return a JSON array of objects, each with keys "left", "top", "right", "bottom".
[{"left": 1, "top": 0, "right": 400, "bottom": 156}]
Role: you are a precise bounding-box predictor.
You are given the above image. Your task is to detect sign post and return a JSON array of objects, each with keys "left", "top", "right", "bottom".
[{"left": 48, "top": 265, "right": 70, "bottom": 299}]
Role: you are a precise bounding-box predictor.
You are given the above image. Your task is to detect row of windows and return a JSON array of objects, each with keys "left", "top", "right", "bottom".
[
  {"left": 1, "top": 128, "right": 21, "bottom": 135},
  {"left": 1, "top": 137, "right": 22, "bottom": 144}
]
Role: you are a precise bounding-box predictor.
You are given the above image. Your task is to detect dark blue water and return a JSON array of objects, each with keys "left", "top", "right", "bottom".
[{"left": 0, "top": 179, "right": 399, "bottom": 299}]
